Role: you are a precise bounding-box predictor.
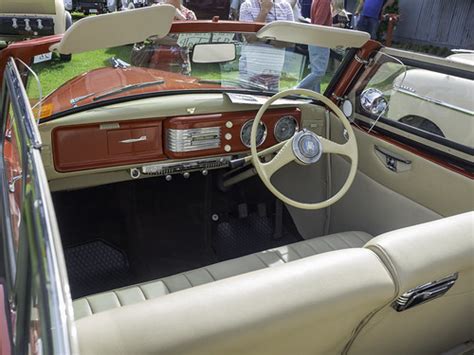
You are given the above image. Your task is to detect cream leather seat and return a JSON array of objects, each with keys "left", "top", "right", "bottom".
[
  {"left": 73, "top": 231, "right": 373, "bottom": 319},
  {"left": 75, "top": 246, "right": 394, "bottom": 355},
  {"left": 346, "top": 212, "right": 474, "bottom": 354},
  {"left": 73, "top": 213, "right": 473, "bottom": 354}
]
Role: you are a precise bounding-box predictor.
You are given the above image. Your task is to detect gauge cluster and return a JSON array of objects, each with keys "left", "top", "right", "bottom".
[
  {"left": 239, "top": 115, "right": 299, "bottom": 148},
  {"left": 163, "top": 108, "right": 301, "bottom": 159}
]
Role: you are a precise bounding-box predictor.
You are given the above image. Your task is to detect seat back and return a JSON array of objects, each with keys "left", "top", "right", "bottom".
[
  {"left": 75, "top": 248, "right": 394, "bottom": 355},
  {"left": 347, "top": 212, "right": 474, "bottom": 354}
]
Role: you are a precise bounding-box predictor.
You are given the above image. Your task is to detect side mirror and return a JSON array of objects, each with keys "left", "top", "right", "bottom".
[
  {"left": 192, "top": 43, "right": 236, "bottom": 64},
  {"left": 360, "top": 88, "right": 388, "bottom": 116}
]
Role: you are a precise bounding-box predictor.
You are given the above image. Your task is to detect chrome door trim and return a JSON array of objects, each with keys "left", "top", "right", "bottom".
[
  {"left": 395, "top": 87, "right": 474, "bottom": 116},
  {"left": 3, "top": 58, "right": 78, "bottom": 355}
]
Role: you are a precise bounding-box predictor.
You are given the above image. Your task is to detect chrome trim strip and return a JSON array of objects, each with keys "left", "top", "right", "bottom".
[
  {"left": 141, "top": 156, "right": 231, "bottom": 175},
  {"left": 396, "top": 88, "right": 474, "bottom": 116}
]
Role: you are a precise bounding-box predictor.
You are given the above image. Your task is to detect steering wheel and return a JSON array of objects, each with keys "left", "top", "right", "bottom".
[{"left": 250, "top": 89, "right": 358, "bottom": 210}]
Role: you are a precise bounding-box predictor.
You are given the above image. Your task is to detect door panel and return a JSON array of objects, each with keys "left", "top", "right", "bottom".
[
  {"left": 331, "top": 117, "right": 473, "bottom": 219},
  {"left": 330, "top": 154, "right": 441, "bottom": 237},
  {"left": 327, "top": 48, "right": 473, "bottom": 234}
]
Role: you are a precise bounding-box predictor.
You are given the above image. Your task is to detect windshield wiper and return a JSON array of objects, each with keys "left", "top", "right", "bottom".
[
  {"left": 198, "top": 78, "right": 270, "bottom": 92},
  {"left": 69, "top": 79, "right": 165, "bottom": 107},
  {"left": 93, "top": 80, "right": 165, "bottom": 101}
]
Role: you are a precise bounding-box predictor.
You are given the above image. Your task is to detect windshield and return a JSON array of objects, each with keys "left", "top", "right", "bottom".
[{"left": 27, "top": 30, "right": 347, "bottom": 118}]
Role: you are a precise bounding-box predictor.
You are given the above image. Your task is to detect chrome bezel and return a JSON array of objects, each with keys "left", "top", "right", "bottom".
[
  {"left": 292, "top": 130, "right": 323, "bottom": 165},
  {"left": 240, "top": 119, "right": 267, "bottom": 148},
  {"left": 274, "top": 115, "right": 299, "bottom": 142}
]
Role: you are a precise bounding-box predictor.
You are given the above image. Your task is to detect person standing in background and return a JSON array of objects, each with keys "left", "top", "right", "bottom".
[
  {"left": 239, "top": 0, "right": 294, "bottom": 23},
  {"left": 297, "top": 0, "right": 332, "bottom": 93},
  {"left": 355, "top": 0, "right": 394, "bottom": 39},
  {"left": 229, "top": 0, "right": 245, "bottom": 20}
]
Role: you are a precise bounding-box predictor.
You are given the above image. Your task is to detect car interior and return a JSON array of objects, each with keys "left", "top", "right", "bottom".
[
  {"left": 1, "top": 7, "right": 473, "bottom": 355},
  {"left": 41, "top": 76, "right": 473, "bottom": 354}
]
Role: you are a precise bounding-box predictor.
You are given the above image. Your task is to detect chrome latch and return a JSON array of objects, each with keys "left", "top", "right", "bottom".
[
  {"left": 9, "top": 174, "right": 22, "bottom": 193},
  {"left": 392, "top": 273, "right": 458, "bottom": 312}
]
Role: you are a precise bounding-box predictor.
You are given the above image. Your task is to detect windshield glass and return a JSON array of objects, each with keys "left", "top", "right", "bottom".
[{"left": 27, "top": 31, "right": 347, "bottom": 118}]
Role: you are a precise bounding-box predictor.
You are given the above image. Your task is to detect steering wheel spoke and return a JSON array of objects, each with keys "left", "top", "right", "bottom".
[
  {"left": 319, "top": 136, "right": 353, "bottom": 158},
  {"left": 256, "top": 140, "right": 287, "bottom": 158},
  {"left": 259, "top": 140, "right": 295, "bottom": 178},
  {"left": 250, "top": 88, "right": 358, "bottom": 210}
]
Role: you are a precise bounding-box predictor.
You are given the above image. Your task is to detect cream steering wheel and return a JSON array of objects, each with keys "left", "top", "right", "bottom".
[{"left": 250, "top": 89, "right": 358, "bottom": 210}]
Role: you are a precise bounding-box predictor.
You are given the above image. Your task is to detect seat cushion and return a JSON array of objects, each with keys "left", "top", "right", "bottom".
[{"left": 73, "top": 231, "right": 372, "bottom": 319}]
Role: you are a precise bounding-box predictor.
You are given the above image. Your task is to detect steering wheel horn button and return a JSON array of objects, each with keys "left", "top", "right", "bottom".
[{"left": 292, "top": 130, "right": 322, "bottom": 164}]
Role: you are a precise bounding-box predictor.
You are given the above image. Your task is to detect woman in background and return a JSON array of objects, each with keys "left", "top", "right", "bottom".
[{"left": 162, "top": 0, "right": 197, "bottom": 20}]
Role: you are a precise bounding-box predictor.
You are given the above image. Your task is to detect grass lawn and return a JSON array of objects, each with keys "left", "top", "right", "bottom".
[{"left": 27, "top": 46, "right": 132, "bottom": 100}]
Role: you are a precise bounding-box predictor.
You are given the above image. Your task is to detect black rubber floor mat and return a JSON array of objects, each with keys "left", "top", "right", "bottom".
[
  {"left": 214, "top": 214, "right": 302, "bottom": 261},
  {"left": 64, "top": 240, "right": 132, "bottom": 299}
]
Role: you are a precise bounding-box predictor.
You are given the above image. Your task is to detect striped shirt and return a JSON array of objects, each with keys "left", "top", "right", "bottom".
[{"left": 239, "top": 0, "right": 295, "bottom": 23}]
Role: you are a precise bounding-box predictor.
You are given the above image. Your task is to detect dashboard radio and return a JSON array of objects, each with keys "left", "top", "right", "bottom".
[{"left": 167, "top": 127, "right": 221, "bottom": 153}]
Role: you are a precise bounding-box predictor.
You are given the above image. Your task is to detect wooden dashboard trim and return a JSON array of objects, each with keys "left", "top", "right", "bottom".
[
  {"left": 51, "top": 108, "right": 301, "bottom": 173},
  {"left": 52, "top": 119, "right": 166, "bottom": 172},
  {"left": 164, "top": 108, "right": 301, "bottom": 159}
]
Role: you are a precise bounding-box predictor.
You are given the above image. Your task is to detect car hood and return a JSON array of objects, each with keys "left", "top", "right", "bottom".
[
  {"left": 39, "top": 66, "right": 221, "bottom": 118},
  {"left": 0, "top": 0, "right": 57, "bottom": 14}
]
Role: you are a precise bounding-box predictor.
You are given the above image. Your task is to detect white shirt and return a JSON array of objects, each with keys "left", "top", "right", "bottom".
[{"left": 239, "top": 0, "right": 295, "bottom": 23}]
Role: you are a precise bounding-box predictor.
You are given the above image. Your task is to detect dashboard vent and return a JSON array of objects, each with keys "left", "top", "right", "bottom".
[{"left": 167, "top": 127, "right": 221, "bottom": 152}]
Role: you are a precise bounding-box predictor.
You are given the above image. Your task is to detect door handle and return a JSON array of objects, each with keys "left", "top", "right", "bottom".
[
  {"left": 374, "top": 145, "right": 411, "bottom": 173},
  {"left": 9, "top": 174, "right": 22, "bottom": 193},
  {"left": 120, "top": 136, "right": 147, "bottom": 144},
  {"left": 392, "top": 273, "right": 458, "bottom": 312}
]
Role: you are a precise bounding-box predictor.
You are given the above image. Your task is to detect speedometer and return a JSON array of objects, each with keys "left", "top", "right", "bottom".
[
  {"left": 240, "top": 120, "right": 267, "bottom": 148},
  {"left": 274, "top": 115, "right": 298, "bottom": 142}
]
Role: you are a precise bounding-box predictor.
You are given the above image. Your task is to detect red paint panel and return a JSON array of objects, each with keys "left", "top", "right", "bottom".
[
  {"left": 52, "top": 120, "right": 166, "bottom": 172},
  {"left": 0, "top": 284, "right": 12, "bottom": 355}
]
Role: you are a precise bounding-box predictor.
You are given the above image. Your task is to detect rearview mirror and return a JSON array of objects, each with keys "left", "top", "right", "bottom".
[
  {"left": 192, "top": 43, "right": 236, "bottom": 64},
  {"left": 360, "top": 88, "right": 389, "bottom": 116}
]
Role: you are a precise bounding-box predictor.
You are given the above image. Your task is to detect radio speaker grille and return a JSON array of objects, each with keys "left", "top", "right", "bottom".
[{"left": 167, "top": 127, "right": 221, "bottom": 152}]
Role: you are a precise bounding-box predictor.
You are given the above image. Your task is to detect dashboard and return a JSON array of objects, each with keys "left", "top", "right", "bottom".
[{"left": 51, "top": 107, "right": 301, "bottom": 179}]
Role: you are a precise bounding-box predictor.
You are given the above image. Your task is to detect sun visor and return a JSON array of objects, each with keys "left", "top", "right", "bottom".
[
  {"left": 256, "top": 21, "right": 370, "bottom": 49},
  {"left": 50, "top": 5, "right": 175, "bottom": 55}
]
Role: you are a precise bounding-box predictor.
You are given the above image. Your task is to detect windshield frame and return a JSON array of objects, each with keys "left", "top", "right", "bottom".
[{"left": 5, "top": 21, "right": 355, "bottom": 121}]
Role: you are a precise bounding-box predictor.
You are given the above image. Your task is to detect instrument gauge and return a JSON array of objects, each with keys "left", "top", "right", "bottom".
[
  {"left": 240, "top": 120, "right": 267, "bottom": 148},
  {"left": 274, "top": 115, "right": 298, "bottom": 142}
]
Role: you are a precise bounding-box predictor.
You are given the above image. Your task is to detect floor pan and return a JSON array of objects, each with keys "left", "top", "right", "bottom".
[
  {"left": 64, "top": 240, "right": 133, "bottom": 299},
  {"left": 214, "top": 213, "right": 302, "bottom": 261}
]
